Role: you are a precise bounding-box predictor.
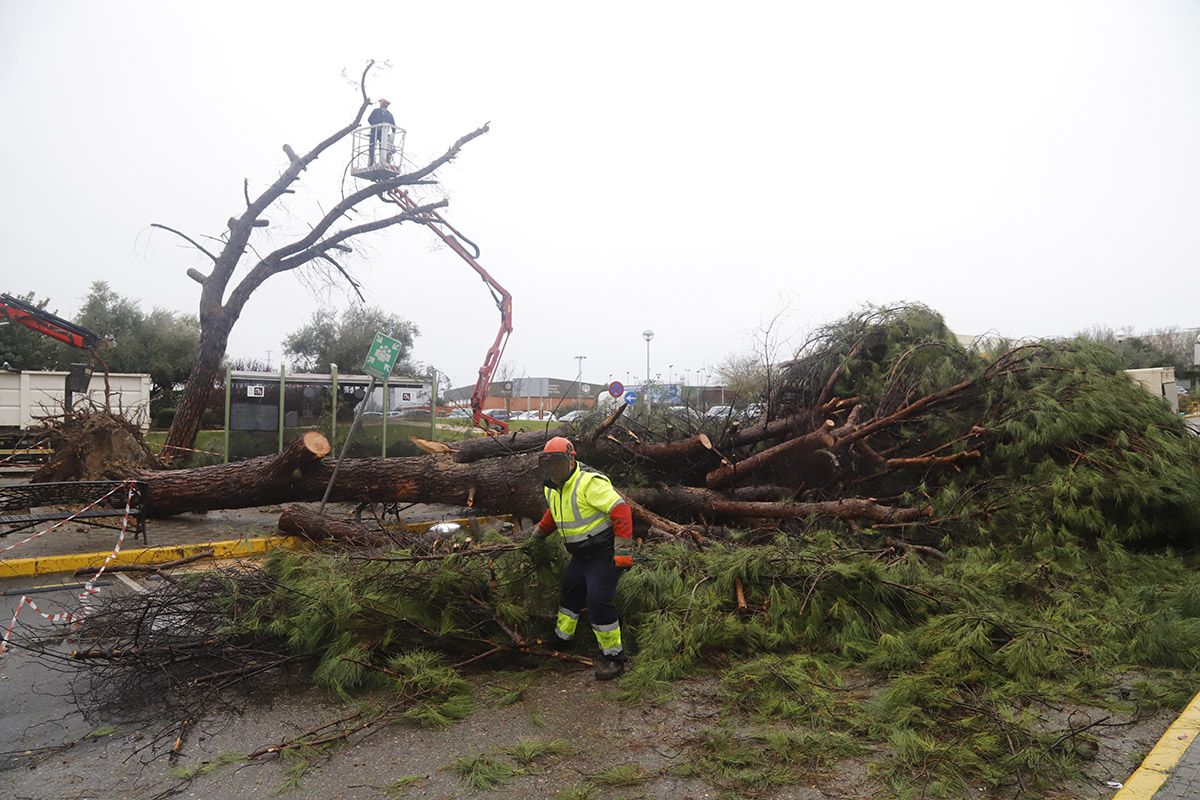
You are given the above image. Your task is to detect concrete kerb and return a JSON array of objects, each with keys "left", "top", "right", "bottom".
[
  {"left": 1113, "top": 689, "right": 1200, "bottom": 799},
  {"left": 0, "top": 514, "right": 515, "bottom": 578}
]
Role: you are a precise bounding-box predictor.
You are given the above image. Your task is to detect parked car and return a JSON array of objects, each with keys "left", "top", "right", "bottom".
[
  {"left": 665, "top": 406, "right": 702, "bottom": 422},
  {"left": 556, "top": 410, "right": 591, "bottom": 423},
  {"left": 444, "top": 408, "right": 471, "bottom": 419},
  {"left": 518, "top": 411, "right": 558, "bottom": 421},
  {"left": 481, "top": 408, "right": 511, "bottom": 420},
  {"left": 704, "top": 404, "right": 735, "bottom": 419}
]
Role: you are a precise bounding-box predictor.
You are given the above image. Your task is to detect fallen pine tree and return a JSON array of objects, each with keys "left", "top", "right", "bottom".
[
  {"left": 14, "top": 305, "right": 1200, "bottom": 798},
  {"left": 104, "top": 306, "right": 1199, "bottom": 551}
]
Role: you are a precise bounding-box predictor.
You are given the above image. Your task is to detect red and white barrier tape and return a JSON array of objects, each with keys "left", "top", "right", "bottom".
[
  {"left": 0, "top": 482, "right": 128, "bottom": 555},
  {"left": 0, "top": 482, "right": 136, "bottom": 656}
]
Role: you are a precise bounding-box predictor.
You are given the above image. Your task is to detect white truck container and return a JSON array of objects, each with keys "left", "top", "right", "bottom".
[
  {"left": 0, "top": 370, "right": 152, "bottom": 431},
  {"left": 1123, "top": 367, "right": 1178, "bottom": 414}
]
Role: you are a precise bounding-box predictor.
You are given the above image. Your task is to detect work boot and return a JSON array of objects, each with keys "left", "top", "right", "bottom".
[
  {"left": 594, "top": 653, "right": 626, "bottom": 681},
  {"left": 552, "top": 636, "right": 575, "bottom": 653}
]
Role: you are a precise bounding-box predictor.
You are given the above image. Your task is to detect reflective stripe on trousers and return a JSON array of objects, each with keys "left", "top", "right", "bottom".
[
  {"left": 555, "top": 607, "right": 579, "bottom": 640},
  {"left": 592, "top": 620, "right": 622, "bottom": 656}
]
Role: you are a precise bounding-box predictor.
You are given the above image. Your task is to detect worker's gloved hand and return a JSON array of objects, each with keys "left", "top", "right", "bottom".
[
  {"left": 520, "top": 527, "right": 546, "bottom": 553},
  {"left": 613, "top": 554, "right": 634, "bottom": 570}
]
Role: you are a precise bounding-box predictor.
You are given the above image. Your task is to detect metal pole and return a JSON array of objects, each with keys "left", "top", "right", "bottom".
[
  {"left": 381, "top": 381, "right": 389, "bottom": 457},
  {"left": 223, "top": 363, "right": 231, "bottom": 464},
  {"left": 277, "top": 364, "right": 286, "bottom": 454},
  {"left": 320, "top": 376, "right": 376, "bottom": 515},
  {"left": 330, "top": 365, "right": 338, "bottom": 450},
  {"left": 430, "top": 369, "right": 438, "bottom": 441}
]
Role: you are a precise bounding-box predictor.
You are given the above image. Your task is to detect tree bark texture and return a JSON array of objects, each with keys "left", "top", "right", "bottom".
[
  {"left": 161, "top": 318, "right": 234, "bottom": 462},
  {"left": 141, "top": 435, "right": 547, "bottom": 519},
  {"left": 137, "top": 433, "right": 928, "bottom": 531},
  {"left": 278, "top": 505, "right": 391, "bottom": 546}
]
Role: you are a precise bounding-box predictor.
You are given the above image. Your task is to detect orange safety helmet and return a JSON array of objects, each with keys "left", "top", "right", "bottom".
[
  {"left": 540, "top": 436, "right": 577, "bottom": 471},
  {"left": 378, "top": 98, "right": 391, "bottom": 106}
]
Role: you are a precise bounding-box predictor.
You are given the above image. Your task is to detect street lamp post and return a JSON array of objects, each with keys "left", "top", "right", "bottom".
[
  {"left": 642, "top": 330, "right": 654, "bottom": 407},
  {"left": 642, "top": 330, "right": 654, "bottom": 386},
  {"left": 574, "top": 355, "right": 587, "bottom": 408}
]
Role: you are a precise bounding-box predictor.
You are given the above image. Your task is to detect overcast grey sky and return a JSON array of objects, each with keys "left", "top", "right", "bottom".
[{"left": 1, "top": 1, "right": 1197, "bottom": 389}]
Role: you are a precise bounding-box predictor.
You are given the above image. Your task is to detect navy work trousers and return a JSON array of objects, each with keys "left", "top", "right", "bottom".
[{"left": 560, "top": 549, "right": 621, "bottom": 628}]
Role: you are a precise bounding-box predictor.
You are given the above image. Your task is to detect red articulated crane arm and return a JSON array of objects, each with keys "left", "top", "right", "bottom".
[
  {"left": 384, "top": 190, "right": 512, "bottom": 436},
  {"left": 0, "top": 293, "right": 103, "bottom": 351}
]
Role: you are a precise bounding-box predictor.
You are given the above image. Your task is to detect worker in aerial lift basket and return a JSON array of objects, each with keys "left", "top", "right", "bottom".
[
  {"left": 528, "top": 436, "right": 634, "bottom": 680},
  {"left": 367, "top": 98, "right": 395, "bottom": 166}
]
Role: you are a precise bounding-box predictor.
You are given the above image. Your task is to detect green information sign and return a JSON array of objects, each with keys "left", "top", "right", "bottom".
[{"left": 362, "top": 332, "right": 402, "bottom": 381}]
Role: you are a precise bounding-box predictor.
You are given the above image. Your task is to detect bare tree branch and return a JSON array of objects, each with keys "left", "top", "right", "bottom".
[
  {"left": 276, "top": 201, "right": 446, "bottom": 271},
  {"left": 226, "top": 201, "right": 446, "bottom": 314},
  {"left": 317, "top": 253, "right": 365, "bottom": 303},
  {"left": 149, "top": 224, "right": 218, "bottom": 263},
  {"left": 268, "top": 124, "right": 489, "bottom": 265}
]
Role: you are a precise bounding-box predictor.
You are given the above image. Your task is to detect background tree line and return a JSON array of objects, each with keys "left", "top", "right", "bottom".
[
  {"left": 2, "top": 284, "right": 421, "bottom": 421},
  {"left": 1, "top": 282, "right": 199, "bottom": 416}
]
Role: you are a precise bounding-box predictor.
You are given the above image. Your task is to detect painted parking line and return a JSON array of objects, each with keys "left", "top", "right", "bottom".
[
  {"left": 113, "top": 572, "right": 148, "bottom": 593},
  {"left": 1112, "top": 689, "right": 1200, "bottom": 799}
]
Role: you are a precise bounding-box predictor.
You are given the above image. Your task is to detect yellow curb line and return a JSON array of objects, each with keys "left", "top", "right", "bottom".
[
  {"left": 1113, "top": 688, "right": 1200, "bottom": 799},
  {"left": 0, "top": 536, "right": 307, "bottom": 578},
  {"left": 0, "top": 515, "right": 515, "bottom": 578}
]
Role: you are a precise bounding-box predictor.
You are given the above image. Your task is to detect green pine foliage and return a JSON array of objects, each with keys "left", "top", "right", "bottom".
[
  {"left": 161, "top": 305, "right": 1200, "bottom": 797},
  {"left": 672, "top": 727, "right": 869, "bottom": 796},
  {"left": 778, "top": 305, "right": 1200, "bottom": 549},
  {"left": 445, "top": 753, "right": 522, "bottom": 791},
  {"left": 504, "top": 737, "right": 572, "bottom": 766}
]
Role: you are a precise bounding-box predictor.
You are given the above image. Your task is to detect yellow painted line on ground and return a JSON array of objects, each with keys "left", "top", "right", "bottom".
[
  {"left": 0, "top": 536, "right": 307, "bottom": 578},
  {"left": 0, "top": 514, "right": 516, "bottom": 578},
  {"left": 1112, "top": 689, "right": 1200, "bottom": 799}
]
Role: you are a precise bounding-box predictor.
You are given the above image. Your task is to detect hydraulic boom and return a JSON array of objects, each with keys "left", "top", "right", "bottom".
[
  {"left": 384, "top": 190, "right": 512, "bottom": 435},
  {"left": 0, "top": 294, "right": 104, "bottom": 352}
]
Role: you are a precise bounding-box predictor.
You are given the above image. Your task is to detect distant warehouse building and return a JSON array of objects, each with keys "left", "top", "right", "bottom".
[{"left": 443, "top": 376, "right": 602, "bottom": 417}]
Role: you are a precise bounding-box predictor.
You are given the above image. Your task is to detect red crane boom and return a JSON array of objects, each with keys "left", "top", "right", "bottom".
[
  {"left": 0, "top": 294, "right": 103, "bottom": 352},
  {"left": 384, "top": 190, "right": 512, "bottom": 435}
]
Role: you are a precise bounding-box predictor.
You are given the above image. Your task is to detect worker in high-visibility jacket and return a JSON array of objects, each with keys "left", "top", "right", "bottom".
[{"left": 530, "top": 436, "right": 634, "bottom": 680}]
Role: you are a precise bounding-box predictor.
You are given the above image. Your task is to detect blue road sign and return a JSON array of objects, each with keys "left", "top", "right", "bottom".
[
  {"left": 624, "top": 390, "right": 638, "bottom": 405},
  {"left": 608, "top": 381, "right": 624, "bottom": 398}
]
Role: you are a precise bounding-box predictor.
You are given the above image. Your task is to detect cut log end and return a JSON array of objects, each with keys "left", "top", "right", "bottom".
[
  {"left": 301, "top": 431, "right": 332, "bottom": 459},
  {"left": 412, "top": 437, "right": 453, "bottom": 455}
]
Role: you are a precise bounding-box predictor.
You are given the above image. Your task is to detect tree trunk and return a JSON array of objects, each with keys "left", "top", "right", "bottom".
[
  {"left": 140, "top": 434, "right": 547, "bottom": 519},
  {"left": 161, "top": 318, "right": 234, "bottom": 461},
  {"left": 278, "top": 504, "right": 390, "bottom": 546},
  {"left": 628, "top": 485, "right": 932, "bottom": 525},
  {"left": 137, "top": 433, "right": 928, "bottom": 531},
  {"left": 452, "top": 427, "right": 559, "bottom": 463}
]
